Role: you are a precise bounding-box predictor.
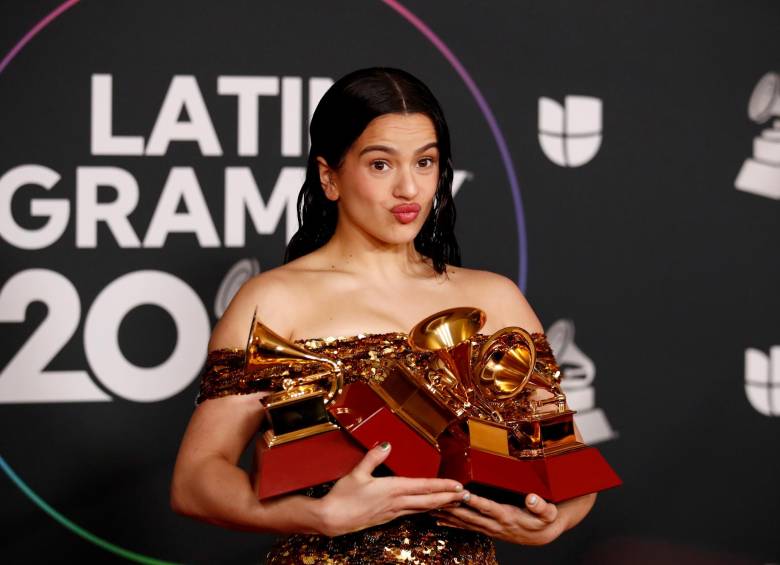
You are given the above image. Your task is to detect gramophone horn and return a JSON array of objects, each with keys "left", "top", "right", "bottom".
[
  {"left": 475, "top": 326, "right": 537, "bottom": 401},
  {"left": 408, "top": 307, "right": 486, "bottom": 403},
  {"left": 244, "top": 309, "right": 343, "bottom": 403},
  {"left": 408, "top": 307, "right": 486, "bottom": 352},
  {"left": 748, "top": 71, "right": 780, "bottom": 123},
  {"left": 409, "top": 307, "right": 485, "bottom": 384}
]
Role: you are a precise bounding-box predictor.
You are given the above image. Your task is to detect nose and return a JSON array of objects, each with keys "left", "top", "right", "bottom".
[{"left": 393, "top": 166, "right": 419, "bottom": 200}]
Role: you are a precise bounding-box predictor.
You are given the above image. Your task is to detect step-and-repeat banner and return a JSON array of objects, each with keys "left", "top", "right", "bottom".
[{"left": 1, "top": 1, "right": 778, "bottom": 563}]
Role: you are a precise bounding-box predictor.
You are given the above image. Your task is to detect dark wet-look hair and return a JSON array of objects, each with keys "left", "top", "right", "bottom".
[{"left": 283, "top": 67, "right": 460, "bottom": 273}]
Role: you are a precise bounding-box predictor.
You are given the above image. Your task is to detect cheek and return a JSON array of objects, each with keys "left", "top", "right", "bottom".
[
  {"left": 418, "top": 184, "right": 438, "bottom": 223},
  {"left": 428, "top": 171, "right": 440, "bottom": 194},
  {"left": 422, "top": 172, "right": 439, "bottom": 203},
  {"left": 341, "top": 173, "right": 388, "bottom": 213},
  {"left": 350, "top": 178, "right": 384, "bottom": 206}
]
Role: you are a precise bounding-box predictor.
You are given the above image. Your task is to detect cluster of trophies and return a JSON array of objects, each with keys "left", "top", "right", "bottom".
[{"left": 244, "top": 307, "right": 621, "bottom": 503}]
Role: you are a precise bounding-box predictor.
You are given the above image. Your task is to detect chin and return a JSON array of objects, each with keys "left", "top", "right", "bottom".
[
  {"left": 385, "top": 234, "right": 419, "bottom": 246},
  {"left": 374, "top": 226, "right": 421, "bottom": 246}
]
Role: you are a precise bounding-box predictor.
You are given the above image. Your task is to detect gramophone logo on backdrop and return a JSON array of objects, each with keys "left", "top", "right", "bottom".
[
  {"left": 735, "top": 71, "right": 780, "bottom": 199},
  {"left": 538, "top": 96, "right": 603, "bottom": 167},
  {"left": 745, "top": 346, "right": 780, "bottom": 416},
  {"left": 546, "top": 319, "right": 617, "bottom": 444},
  {"left": 214, "top": 258, "right": 261, "bottom": 318}
]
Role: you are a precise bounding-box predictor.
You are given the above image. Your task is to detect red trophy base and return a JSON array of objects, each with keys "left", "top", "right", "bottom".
[
  {"left": 329, "top": 382, "right": 441, "bottom": 478},
  {"left": 440, "top": 436, "right": 622, "bottom": 504},
  {"left": 253, "top": 428, "right": 365, "bottom": 500}
]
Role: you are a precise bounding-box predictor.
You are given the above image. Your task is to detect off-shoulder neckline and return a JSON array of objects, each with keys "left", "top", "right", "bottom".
[
  {"left": 291, "top": 330, "right": 545, "bottom": 344},
  {"left": 210, "top": 330, "right": 546, "bottom": 356},
  {"left": 292, "top": 331, "right": 411, "bottom": 344},
  {"left": 209, "top": 333, "right": 412, "bottom": 356}
]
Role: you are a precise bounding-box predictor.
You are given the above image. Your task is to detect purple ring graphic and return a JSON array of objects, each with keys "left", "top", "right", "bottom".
[
  {"left": 0, "top": 0, "right": 80, "bottom": 75},
  {"left": 382, "top": 0, "right": 529, "bottom": 290},
  {"left": 0, "top": 1, "right": 529, "bottom": 559}
]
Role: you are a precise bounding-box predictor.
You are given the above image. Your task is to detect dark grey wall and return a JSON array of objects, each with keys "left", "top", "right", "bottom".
[{"left": 1, "top": 1, "right": 778, "bottom": 563}]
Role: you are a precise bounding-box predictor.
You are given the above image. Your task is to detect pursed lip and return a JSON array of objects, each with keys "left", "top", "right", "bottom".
[
  {"left": 390, "top": 203, "right": 421, "bottom": 214},
  {"left": 390, "top": 203, "right": 421, "bottom": 224}
]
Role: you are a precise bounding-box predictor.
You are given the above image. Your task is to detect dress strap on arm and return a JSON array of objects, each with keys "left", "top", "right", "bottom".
[
  {"left": 195, "top": 348, "right": 336, "bottom": 404},
  {"left": 196, "top": 348, "right": 248, "bottom": 404}
]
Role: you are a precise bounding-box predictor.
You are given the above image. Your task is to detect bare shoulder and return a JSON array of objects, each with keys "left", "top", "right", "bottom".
[
  {"left": 208, "top": 264, "right": 304, "bottom": 350},
  {"left": 447, "top": 266, "right": 543, "bottom": 333}
]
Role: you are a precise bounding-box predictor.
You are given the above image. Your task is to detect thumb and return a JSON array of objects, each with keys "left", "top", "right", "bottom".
[
  {"left": 352, "top": 441, "right": 392, "bottom": 477},
  {"left": 525, "top": 493, "right": 558, "bottom": 523}
]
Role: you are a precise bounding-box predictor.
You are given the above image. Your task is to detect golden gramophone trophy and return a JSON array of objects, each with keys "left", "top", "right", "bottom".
[
  {"left": 245, "top": 309, "right": 461, "bottom": 497},
  {"left": 244, "top": 310, "right": 364, "bottom": 500},
  {"left": 328, "top": 357, "right": 460, "bottom": 478},
  {"left": 410, "top": 307, "right": 621, "bottom": 503}
]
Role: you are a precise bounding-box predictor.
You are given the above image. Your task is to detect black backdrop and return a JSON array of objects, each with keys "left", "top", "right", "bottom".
[{"left": 1, "top": 1, "right": 778, "bottom": 563}]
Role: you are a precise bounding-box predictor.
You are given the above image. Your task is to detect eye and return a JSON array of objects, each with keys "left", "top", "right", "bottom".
[
  {"left": 371, "top": 160, "right": 389, "bottom": 171},
  {"left": 418, "top": 157, "right": 435, "bottom": 168}
]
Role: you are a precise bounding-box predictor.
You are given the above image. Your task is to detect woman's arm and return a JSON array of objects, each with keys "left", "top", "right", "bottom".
[
  {"left": 171, "top": 273, "right": 468, "bottom": 536},
  {"left": 170, "top": 392, "right": 325, "bottom": 533},
  {"left": 170, "top": 391, "right": 470, "bottom": 536}
]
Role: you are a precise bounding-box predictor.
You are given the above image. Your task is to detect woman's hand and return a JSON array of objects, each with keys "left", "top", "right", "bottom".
[
  {"left": 316, "top": 442, "right": 469, "bottom": 537},
  {"left": 432, "top": 491, "right": 596, "bottom": 546}
]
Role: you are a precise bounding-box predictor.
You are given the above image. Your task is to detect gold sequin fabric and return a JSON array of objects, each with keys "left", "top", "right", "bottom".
[
  {"left": 196, "top": 331, "right": 557, "bottom": 564},
  {"left": 197, "top": 332, "right": 556, "bottom": 405},
  {"left": 266, "top": 510, "right": 496, "bottom": 565}
]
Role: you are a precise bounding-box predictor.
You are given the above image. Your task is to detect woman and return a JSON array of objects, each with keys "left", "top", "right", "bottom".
[{"left": 171, "top": 67, "right": 596, "bottom": 563}]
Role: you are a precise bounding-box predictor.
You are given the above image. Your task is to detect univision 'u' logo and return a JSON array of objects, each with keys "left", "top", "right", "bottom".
[
  {"left": 538, "top": 96, "right": 603, "bottom": 167},
  {"left": 745, "top": 347, "right": 780, "bottom": 416}
]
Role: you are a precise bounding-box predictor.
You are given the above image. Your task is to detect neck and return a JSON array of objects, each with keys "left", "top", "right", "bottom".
[{"left": 319, "top": 219, "right": 433, "bottom": 280}]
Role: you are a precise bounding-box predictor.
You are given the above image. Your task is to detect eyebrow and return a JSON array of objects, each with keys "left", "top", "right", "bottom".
[{"left": 358, "top": 141, "right": 438, "bottom": 157}]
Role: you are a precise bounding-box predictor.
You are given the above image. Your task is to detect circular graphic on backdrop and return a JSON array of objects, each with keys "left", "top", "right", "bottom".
[{"left": 0, "top": 0, "right": 527, "bottom": 561}]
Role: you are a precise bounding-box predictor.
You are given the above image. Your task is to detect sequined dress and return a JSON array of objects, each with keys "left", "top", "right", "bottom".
[{"left": 197, "top": 331, "right": 555, "bottom": 564}]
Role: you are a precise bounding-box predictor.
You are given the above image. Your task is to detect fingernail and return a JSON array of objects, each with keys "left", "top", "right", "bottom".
[
  {"left": 454, "top": 483, "right": 463, "bottom": 492},
  {"left": 379, "top": 441, "right": 391, "bottom": 451},
  {"left": 462, "top": 491, "right": 471, "bottom": 502},
  {"left": 528, "top": 494, "right": 538, "bottom": 506}
]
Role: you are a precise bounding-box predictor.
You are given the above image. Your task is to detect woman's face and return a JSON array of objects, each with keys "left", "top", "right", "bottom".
[{"left": 322, "top": 112, "right": 440, "bottom": 246}]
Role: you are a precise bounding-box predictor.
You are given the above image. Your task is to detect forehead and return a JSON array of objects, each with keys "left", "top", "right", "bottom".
[{"left": 355, "top": 113, "right": 437, "bottom": 147}]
